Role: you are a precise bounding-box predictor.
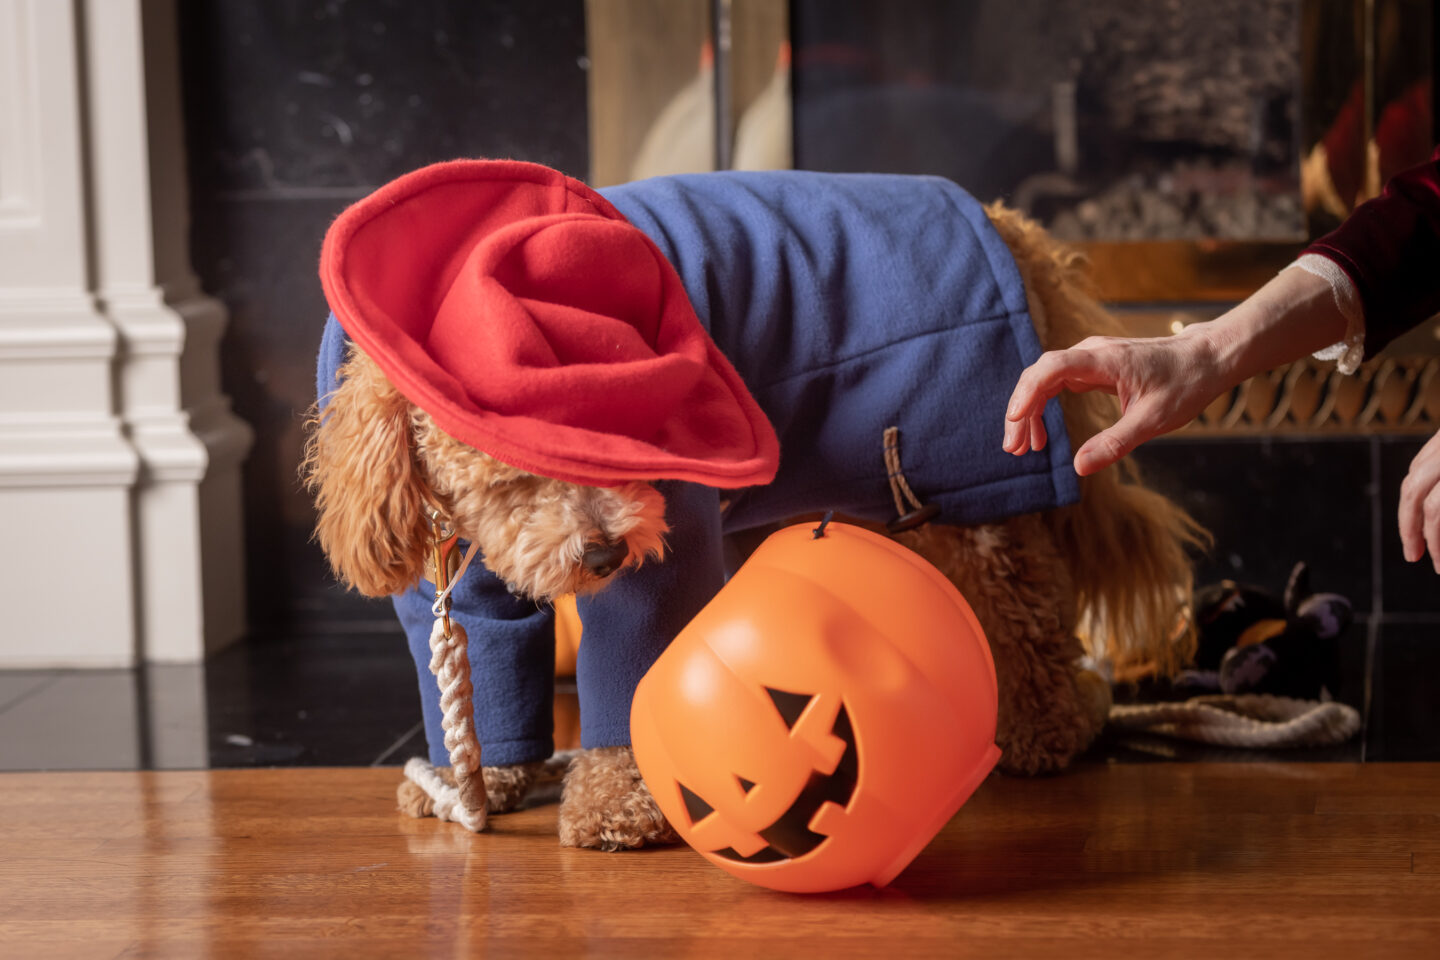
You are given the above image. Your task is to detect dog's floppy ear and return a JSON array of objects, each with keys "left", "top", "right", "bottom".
[{"left": 302, "top": 347, "right": 431, "bottom": 597}]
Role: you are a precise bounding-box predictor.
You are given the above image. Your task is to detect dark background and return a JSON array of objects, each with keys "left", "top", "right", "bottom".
[{"left": 179, "top": 0, "right": 589, "bottom": 631}]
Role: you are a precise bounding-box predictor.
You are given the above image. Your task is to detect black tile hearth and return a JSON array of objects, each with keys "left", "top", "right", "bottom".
[
  {"left": 3, "top": 616, "right": 1436, "bottom": 770},
  {"left": 374, "top": 722, "right": 428, "bottom": 767},
  {"left": 205, "top": 630, "right": 422, "bottom": 768},
  {"left": 0, "top": 632, "right": 424, "bottom": 771},
  {"left": 0, "top": 672, "right": 148, "bottom": 771},
  {"left": 0, "top": 672, "right": 57, "bottom": 714},
  {"left": 1133, "top": 437, "right": 1375, "bottom": 612},
  {"left": 1378, "top": 438, "right": 1440, "bottom": 615},
  {"left": 1365, "top": 620, "right": 1440, "bottom": 761}
]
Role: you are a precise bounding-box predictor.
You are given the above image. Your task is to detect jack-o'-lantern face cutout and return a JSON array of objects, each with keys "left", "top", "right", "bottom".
[
  {"left": 677, "top": 688, "right": 858, "bottom": 863},
  {"left": 631, "top": 521, "right": 1002, "bottom": 893}
]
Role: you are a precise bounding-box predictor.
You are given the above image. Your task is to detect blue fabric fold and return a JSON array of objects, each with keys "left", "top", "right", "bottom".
[{"left": 601, "top": 171, "right": 1077, "bottom": 530}]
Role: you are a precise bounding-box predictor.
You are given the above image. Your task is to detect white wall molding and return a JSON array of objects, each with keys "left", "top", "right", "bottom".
[
  {"left": 87, "top": 0, "right": 253, "bottom": 663},
  {"left": 0, "top": 294, "right": 118, "bottom": 360},
  {"left": 0, "top": 0, "right": 42, "bottom": 223},
  {"left": 0, "top": 0, "right": 139, "bottom": 667},
  {"left": 0, "top": 0, "right": 252, "bottom": 667}
]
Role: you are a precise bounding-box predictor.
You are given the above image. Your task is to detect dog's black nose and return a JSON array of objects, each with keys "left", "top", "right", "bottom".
[{"left": 581, "top": 540, "right": 629, "bottom": 579}]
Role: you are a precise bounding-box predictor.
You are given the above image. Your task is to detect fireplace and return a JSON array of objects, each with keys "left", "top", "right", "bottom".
[
  {"left": 583, "top": 0, "right": 1438, "bottom": 629},
  {"left": 587, "top": 0, "right": 1438, "bottom": 437}
]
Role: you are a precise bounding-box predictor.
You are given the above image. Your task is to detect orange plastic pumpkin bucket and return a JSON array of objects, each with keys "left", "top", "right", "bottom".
[{"left": 630, "top": 519, "right": 1001, "bottom": 893}]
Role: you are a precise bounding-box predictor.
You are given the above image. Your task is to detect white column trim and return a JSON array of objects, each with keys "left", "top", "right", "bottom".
[
  {"left": 84, "top": 0, "right": 253, "bottom": 663},
  {"left": 0, "top": 0, "right": 139, "bottom": 667},
  {"left": 0, "top": 0, "right": 252, "bottom": 667}
]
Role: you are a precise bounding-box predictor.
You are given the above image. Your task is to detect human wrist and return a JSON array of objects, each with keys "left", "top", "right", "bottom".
[
  {"left": 1190, "top": 269, "right": 1348, "bottom": 386},
  {"left": 1176, "top": 317, "right": 1247, "bottom": 392}
]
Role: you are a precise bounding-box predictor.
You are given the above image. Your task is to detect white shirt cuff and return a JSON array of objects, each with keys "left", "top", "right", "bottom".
[{"left": 1285, "top": 253, "right": 1366, "bottom": 375}]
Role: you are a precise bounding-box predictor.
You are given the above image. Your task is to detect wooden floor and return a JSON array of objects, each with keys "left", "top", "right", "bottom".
[{"left": 2, "top": 764, "right": 1438, "bottom": 959}]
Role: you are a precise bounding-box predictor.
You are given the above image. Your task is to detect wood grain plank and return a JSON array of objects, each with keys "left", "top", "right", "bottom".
[{"left": 2, "top": 765, "right": 1439, "bottom": 959}]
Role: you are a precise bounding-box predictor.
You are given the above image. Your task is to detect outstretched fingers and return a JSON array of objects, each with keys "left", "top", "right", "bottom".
[
  {"left": 1427, "top": 488, "right": 1440, "bottom": 573},
  {"left": 1398, "top": 431, "right": 1440, "bottom": 571},
  {"left": 1008, "top": 349, "right": 1111, "bottom": 420},
  {"left": 1004, "top": 348, "right": 1117, "bottom": 455}
]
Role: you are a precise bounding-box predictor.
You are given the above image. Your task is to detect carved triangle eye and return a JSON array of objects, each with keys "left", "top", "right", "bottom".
[
  {"left": 679, "top": 782, "right": 714, "bottom": 825},
  {"left": 737, "top": 776, "right": 756, "bottom": 794},
  {"left": 765, "top": 687, "right": 813, "bottom": 729}
]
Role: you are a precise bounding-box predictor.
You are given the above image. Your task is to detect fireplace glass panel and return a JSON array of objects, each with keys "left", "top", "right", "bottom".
[{"left": 791, "top": 0, "right": 1308, "bottom": 241}]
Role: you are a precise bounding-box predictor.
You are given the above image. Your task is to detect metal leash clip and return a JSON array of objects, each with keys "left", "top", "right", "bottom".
[{"left": 426, "top": 506, "right": 461, "bottom": 639}]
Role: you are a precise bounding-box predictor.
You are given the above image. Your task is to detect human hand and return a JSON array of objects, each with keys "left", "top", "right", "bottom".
[
  {"left": 1006, "top": 265, "right": 1349, "bottom": 475},
  {"left": 1003, "top": 328, "right": 1228, "bottom": 476},
  {"left": 1398, "top": 428, "right": 1440, "bottom": 573}
]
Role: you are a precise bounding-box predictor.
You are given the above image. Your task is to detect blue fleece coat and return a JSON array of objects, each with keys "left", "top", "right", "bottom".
[{"left": 316, "top": 171, "right": 1077, "bottom": 767}]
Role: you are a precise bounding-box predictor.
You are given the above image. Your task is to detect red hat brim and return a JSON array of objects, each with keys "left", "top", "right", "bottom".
[{"left": 319, "top": 160, "right": 779, "bottom": 489}]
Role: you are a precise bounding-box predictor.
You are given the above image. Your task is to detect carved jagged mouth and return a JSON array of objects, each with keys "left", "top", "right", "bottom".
[{"left": 678, "top": 688, "right": 859, "bottom": 864}]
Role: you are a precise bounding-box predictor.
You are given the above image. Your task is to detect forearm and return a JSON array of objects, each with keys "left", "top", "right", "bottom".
[
  {"left": 1183, "top": 266, "right": 1349, "bottom": 389},
  {"left": 1191, "top": 147, "right": 1440, "bottom": 386}
]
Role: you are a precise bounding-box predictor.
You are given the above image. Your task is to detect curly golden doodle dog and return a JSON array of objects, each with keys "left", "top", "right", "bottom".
[{"left": 304, "top": 161, "right": 1203, "bottom": 851}]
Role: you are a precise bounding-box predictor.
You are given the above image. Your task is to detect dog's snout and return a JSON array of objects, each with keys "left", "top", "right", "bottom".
[{"left": 581, "top": 540, "right": 629, "bottom": 579}]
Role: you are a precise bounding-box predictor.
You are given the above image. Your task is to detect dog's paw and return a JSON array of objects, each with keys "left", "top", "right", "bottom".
[
  {"left": 396, "top": 762, "right": 542, "bottom": 818},
  {"left": 558, "top": 746, "right": 679, "bottom": 851},
  {"left": 997, "top": 692, "right": 1100, "bottom": 777},
  {"left": 396, "top": 777, "right": 437, "bottom": 818},
  {"left": 483, "top": 761, "right": 545, "bottom": 813}
]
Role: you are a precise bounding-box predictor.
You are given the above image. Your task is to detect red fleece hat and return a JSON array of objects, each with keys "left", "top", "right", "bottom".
[{"left": 319, "top": 160, "right": 779, "bottom": 488}]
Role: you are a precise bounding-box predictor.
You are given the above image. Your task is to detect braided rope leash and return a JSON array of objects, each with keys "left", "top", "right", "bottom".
[
  {"left": 402, "top": 518, "right": 489, "bottom": 832},
  {"left": 1108, "top": 694, "right": 1361, "bottom": 749}
]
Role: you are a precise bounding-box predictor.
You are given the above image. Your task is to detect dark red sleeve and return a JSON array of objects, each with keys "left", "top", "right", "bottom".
[{"left": 1304, "top": 145, "right": 1440, "bottom": 359}]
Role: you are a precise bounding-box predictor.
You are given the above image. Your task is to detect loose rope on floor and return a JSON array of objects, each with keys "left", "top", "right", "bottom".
[{"left": 1108, "top": 694, "right": 1361, "bottom": 748}]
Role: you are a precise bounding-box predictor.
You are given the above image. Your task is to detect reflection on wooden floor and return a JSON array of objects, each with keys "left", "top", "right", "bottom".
[{"left": 2, "top": 763, "right": 1438, "bottom": 958}]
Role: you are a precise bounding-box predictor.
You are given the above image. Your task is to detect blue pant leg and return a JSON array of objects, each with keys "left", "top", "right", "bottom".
[
  {"left": 575, "top": 481, "right": 724, "bottom": 749},
  {"left": 392, "top": 547, "right": 556, "bottom": 767}
]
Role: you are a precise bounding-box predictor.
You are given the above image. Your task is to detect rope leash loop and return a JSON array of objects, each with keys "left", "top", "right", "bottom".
[{"left": 404, "top": 509, "right": 489, "bottom": 832}]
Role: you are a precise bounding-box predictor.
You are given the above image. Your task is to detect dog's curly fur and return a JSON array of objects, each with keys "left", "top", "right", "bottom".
[
  {"left": 304, "top": 204, "right": 1206, "bottom": 847},
  {"left": 557, "top": 746, "right": 679, "bottom": 851}
]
